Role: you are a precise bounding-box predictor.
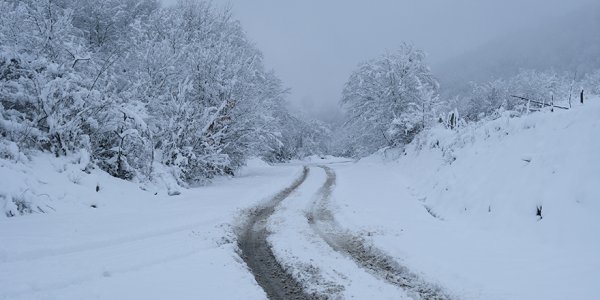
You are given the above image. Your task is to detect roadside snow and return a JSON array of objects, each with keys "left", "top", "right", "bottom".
[
  {"left": 331, "top": 100, "right": 600, "bottom": 299},
  {"left": 268, "top": 166, "right": 410, "bottom": 299},
  {"left": 0, "top": 155, "right": 302, "bottom": 299}
]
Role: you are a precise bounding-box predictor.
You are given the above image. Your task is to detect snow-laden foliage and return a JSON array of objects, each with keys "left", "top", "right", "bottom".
[
  {"left": 452, "top": 70, "right": 574, "bottom": 122},
  {"left": 334, "top": 48, "right": 600, "bottom": 157},
  {"left": 337, "top": 44, "right": 441, "bottom": 157},
  {"left": 266, "top": 112, "right": 332, "bottom": 162},
  {"left": 0, "top": 0, "right": 322, "bottom": 185},
  {"left": 582, "top": 70, "right": 600, "bottom": 96}
]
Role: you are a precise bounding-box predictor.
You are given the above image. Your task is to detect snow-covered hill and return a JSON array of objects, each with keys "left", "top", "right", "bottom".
[
  {"left": 332, "top": 97, "right": 600, "bottom": 298},
  {"left": 404, "top": 97, "right": 600, "bottom": 231}
]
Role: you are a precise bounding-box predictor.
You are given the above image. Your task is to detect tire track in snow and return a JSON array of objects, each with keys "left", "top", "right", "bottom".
[
  {"left": 308, "top": 165, "right": 453, "bottom": 300},
  {"left": 238, "top": 166, "right": 320, "bottom": 300},
  {"left": 1, "top": 220, "right": 214, "bottom": 263}
]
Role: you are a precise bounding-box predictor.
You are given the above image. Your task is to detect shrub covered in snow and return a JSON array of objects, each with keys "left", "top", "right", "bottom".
[{"left": 0, "top": 0, "right": 327, "bottom": 186}]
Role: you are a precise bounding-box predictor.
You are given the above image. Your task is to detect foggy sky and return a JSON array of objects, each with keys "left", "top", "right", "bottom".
[{"left": 162, "top": 0, "right": 595, "bottom": 121}]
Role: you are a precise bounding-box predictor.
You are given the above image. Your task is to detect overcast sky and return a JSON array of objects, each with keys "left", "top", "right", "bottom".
[{"left": 162, "top": 0, "right": 594, "bottom": 120}]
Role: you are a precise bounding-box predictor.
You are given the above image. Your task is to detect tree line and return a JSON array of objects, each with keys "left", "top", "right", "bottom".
[
  {"left": 334, "top": 45, "right": 600, "bottom": 157},
  {"left": 0, "top": 0, "right": 328, "bottom": 185},
  {"left": 2, "top": 0, "right": 598, "bottom": 182}
]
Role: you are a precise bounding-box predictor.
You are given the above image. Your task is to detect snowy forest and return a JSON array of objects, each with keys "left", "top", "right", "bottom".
[
  {"left": 1, "top": 1, "right": 600, "bottom": 299},
  {"left": 2, "top": 0, "right": 599, "bottom": 186},
  {"left": 0, "top": 0, "right": 329, "bottom": 185}
]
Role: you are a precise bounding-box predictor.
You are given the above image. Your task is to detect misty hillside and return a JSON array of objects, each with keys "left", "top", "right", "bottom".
[{"left": 435, "top": 3, "right": 600, "bottom": 96}]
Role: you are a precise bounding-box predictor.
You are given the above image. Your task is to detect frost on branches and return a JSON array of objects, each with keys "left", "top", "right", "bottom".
[
  {"left": 0, "top": 0, "right": 323, "bottom": 185},
  {"left": 337, "top": 44, "right": 441, "bottom": 157}
]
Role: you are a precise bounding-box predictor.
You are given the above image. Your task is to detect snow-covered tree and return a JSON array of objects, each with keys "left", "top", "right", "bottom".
[
  {"left": 457, "top": 70, "right": 572, "bottom": 121},
  {"left": 0, "top": 0, "right": 91, "bottom": 154},
  {"left": 124, "top": 1, "right": 293, "bottom": 183},
  {"left": 266, "top": 110, "right": 332, "bottom": 162},
  {"left": 339, "top": 44, "right": 440, "bottom": 156},
  {"left": 1, "top": 0, "right": 313, "bottom": 185},
  {"left": 582, "top": 70, "right": 600, "bottom": 96}
]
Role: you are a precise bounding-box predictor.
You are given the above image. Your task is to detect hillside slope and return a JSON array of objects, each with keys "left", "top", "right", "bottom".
[{"left": 331, "top": 97, "right": 600, "bottom": 299}]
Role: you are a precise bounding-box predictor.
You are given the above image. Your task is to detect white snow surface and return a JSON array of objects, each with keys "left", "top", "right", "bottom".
[
  {"left": 331, "top": 99, "right": 600, "bottom": 299},
  {"left": 1, "top": 99, "right": 599, "bottom": 299},
  {"left": 267, "top": 166, "right": 410, "bottom": 299},
  {"left": 0, "top": 155, "right": 303, "bottom": 299}
]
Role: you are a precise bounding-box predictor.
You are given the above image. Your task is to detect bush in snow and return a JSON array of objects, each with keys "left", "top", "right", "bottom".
[{"left": 338, "top": 44, "right": 441, "bottom": 157}]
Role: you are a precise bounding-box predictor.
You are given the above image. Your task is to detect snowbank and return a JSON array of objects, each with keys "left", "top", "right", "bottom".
[
  {"left": 0, "top": 151, "right": 304, "bottom": 299},
  {"left": 0, "top": 150, "right": 157, "bottom": 218},
  {"left": 405, "top": 98, "right": 600, "bottom": 235},
  {"left": 332, "top": 99, "right": 600, "bottom": 299}
]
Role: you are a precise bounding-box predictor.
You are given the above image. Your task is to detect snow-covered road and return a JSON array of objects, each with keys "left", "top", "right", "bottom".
[
  {"left": 237, "top": 166, "right": 312, "bottom": 299},
  {"left": 238, "top": 162, "right": 451, "bottom": 299},
  {"left": 308, "top": 166, "right": 448, "bottom": 299},
  {"left": 0, "top": 161, "right": 303, "bottom": 300},
  {"left": 3, "top": 159, "right": 440, "bottom": 300}
]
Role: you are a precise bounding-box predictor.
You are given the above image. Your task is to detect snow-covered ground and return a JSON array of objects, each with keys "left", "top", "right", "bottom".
[
  {"left": 0, "top": 157, "right": 303, "bottom": 299},
  {"left": 1, "top": 99, "right": 598, "bottom": 299},
  {"left": 267, "top": 166, "right": 410, "bottom": 299},
  {"left": 331, "top": 99, "right": 600, "bottom": 299}
]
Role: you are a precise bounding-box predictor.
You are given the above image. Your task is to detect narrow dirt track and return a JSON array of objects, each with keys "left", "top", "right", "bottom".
[
  {"left": 237, "top": 166, "right": 320, "bottom": 300},
  {"left": 309, "top": 165, "right": 453, "bottom": 300}
]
